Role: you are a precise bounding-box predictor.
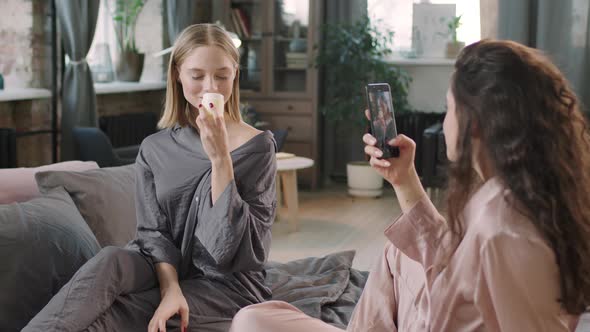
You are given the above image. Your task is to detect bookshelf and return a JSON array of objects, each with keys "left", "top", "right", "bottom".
[{"left": 217, "top": 0, "right": 322, "bottom": 189}]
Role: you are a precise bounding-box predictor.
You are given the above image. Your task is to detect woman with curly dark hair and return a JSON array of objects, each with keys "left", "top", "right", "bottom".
[{"left": 230, "top": 39, "right": 590, "bottom": 331}]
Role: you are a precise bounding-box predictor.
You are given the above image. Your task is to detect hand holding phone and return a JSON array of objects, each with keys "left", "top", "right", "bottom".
[{"left": 365, "top": 83, "right": 399, "bottom": 158}]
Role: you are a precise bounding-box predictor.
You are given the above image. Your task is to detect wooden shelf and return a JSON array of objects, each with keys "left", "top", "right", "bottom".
[
  {"left": 231, "top": 0, "right": 260, "bottom": 4},
  {"left": 274, "top": 67, "right": 308, "bottom": 71},
  {"left": 219, "top": 0, "right": 320, "bottom": 188},
  {"left": 94, "top": 81, "right": 166, "bottom": 95},
  {"left": 275, "top": 37, "right": 308, "bottom": 42},
  {"left": 241, "top": 37, "right": 263, "bottom": 42},
  {"left": 386, "top": 56, "right": 455, "bottom": 66},
  {"left": 0, "top": 88, "right": 51, "bottom": 102}
]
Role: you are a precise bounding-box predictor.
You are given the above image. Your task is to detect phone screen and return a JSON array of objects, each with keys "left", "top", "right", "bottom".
[{"left": 366, "top": 83, "right": 399, "bottom": 158}]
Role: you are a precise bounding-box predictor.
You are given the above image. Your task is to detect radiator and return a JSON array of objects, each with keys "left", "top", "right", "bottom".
[
  {"left": 99, "top": 112, "right": 158, "bottom": 148},
  {"left": 0, "top": 128, "right": 17, "bottom": 168},
  {"left": 396, "top": 112, "right": 445, "bottom": 176}
]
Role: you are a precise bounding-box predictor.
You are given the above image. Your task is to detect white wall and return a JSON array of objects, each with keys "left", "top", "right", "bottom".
[{"left": 390, "top": 58, "right": 454, "bottom": 113}]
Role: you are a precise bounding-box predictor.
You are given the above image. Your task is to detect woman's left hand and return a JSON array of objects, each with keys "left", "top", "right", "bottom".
[{"left": 196, "top": 103, "right": 231, "bottom": 163}]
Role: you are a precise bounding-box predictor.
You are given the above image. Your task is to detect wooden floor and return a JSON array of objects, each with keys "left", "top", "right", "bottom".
[{"left": 268, "top": 184, "right": 402, "bottom": 271}]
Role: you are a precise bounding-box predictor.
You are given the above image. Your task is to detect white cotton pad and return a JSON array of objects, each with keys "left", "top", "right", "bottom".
[{"left": 202, "top": 93, "right": 224, "bottom": 118}]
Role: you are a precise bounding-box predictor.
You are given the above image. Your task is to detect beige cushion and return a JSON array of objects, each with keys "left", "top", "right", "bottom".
[
  {"left": 36, "top": 165, "right": 136, "bottom": 247},
  {"left": 0, "top": 161, "right": 99, "bottom": 204}
]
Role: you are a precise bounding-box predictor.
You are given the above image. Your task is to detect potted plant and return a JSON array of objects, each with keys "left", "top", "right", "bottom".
[
  {"left": 109, "top": 0, "right": 146, "bottom": 81},
  {"left": 444, "top": 15, "right": 465, "bottom": 59},
  {"left": 315, "top": 17, "right": 412, "bottom": 197}
]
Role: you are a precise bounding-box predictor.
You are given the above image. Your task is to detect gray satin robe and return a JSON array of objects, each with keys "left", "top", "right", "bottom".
[
  {"left": 128, "top": 125, "right": 277, "bottom": 302},
  {"left": 23, "top": 125, "right": 278, "bottom": 332}
]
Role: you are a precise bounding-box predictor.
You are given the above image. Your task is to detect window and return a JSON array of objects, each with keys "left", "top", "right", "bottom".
[
  {"left": 87, "top": 0, "right": 118, "bottom": 82},
  {"left": 368, "top": 0, "right": 481, "bottom": 56},
  {"left": 86, "top": 0, "right": 164, "bottom": 83}
]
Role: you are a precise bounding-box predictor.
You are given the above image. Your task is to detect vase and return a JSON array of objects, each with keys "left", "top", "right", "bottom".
[
  {"left": 288, "top": 20, "right": 307, "bottom": 53},
  {"left": 115, "top": 50, "right": 145, "bottom": 82},
  {"left": 445, "top": 41, "right": 465, "bottom": 59},
  {"left": 89, "top": 43, "right": 115, "bottom": 83}
]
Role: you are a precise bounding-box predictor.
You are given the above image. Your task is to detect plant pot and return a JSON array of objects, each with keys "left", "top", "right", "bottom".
[
  {"left": 347, "top": 161, "right": 384, "bottom": 197},
  {"left": 115, "top": 50, "right": 144, "bottom": 82},
  {"left": 445, "top": 41, "right": 465, "bottom": 59}
]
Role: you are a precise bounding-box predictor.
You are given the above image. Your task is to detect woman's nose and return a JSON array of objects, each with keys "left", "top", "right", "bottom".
[{"left": 202, "top": 76, "right": 218, "bottom": 92}]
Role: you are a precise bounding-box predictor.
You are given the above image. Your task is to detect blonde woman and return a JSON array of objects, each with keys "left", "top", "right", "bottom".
[{"left": 24, "top": 24, "right": 277, "bottom": 332}]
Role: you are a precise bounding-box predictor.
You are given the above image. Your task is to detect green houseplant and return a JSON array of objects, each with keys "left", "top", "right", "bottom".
[
  {"left": 315, "top": 17, "right": 412, "bottom": 196},
  {"left": 444, "top": 15, "right": 465, "bottom": 58},
  {"left": 109, "top": 0, "right": 146, "bottom": 81},
  {"left": 316, "top": 17, "right": 411, "bottom": 127}
]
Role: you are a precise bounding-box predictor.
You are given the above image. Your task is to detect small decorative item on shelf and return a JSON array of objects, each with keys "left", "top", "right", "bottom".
[
  {"left": 288, "top": 20, "right": 306, "bottom": 52},
  {"left": 247, "top": 48, "right": 260, "bottom": 81},
  {"left": 399, "top": 48, "right": 419, "bottom": 59},
  {"left": 287, "top": 20, "right": 307, "bottom": 69},
  {"left": 285, "top": 52, "right": 307, "bottom": 69},
  {"left": 108, "top": 0, "right": 146, "bottom": 82},
  {"left": 444, "top": 15, "right": 465, "bottom": 59},
  {"left": 89, "top": 43, "right": 115, "bottom": 83},
  {"left": 406, "top": 25, "right": 423, "bottom": 58}
]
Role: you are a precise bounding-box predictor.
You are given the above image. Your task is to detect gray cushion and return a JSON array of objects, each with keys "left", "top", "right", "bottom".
[
  {"left": 36, "top": 165, "right": 137, "bottom": 247},
  {"left": 577, "top": 313, "right": 590, "bottom": 332},
  {"left": 0, "top": 187, "right": 101, "bottom": 331}
]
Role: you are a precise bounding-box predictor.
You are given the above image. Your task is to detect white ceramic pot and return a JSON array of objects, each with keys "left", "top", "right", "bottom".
[{"left": 346, "top": 161, "right": 384, "bottom": 197}]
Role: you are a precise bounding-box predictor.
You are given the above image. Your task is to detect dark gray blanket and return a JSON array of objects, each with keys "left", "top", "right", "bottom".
[{"left": 266, "top": 250, "right": 368, "bottom": 329}]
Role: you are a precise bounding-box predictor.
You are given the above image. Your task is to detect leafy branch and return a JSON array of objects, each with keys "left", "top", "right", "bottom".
[
  {"left": 447, "top": 15, "right": 462, "bottom": 43},
  {"left": 108, "top": 0, "right": 146, "bottom": 52},
  {"left": 315, "top": 17, "right": 412, "bottom": 129}
]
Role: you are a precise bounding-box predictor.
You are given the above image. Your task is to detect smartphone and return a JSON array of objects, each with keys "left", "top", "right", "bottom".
[{"left": 365, "top": 83, "right": 399, "bottom": 158}]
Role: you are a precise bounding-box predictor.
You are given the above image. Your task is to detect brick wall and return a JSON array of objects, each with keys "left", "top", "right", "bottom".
[
  {"left": 0, "top": 0, "right": 35, "bottom": 88},
  {"left": 0, "top": 1, "right": 53, "bottom": 167},
  {"left": 0, "top": 0, "right": 168, "bottom": 167},
  {"left": 0, "top": 0, "right": 218, "bottom": 167},
  {"left": 0, "top": 99, "right": 52, "bottom": 167}
]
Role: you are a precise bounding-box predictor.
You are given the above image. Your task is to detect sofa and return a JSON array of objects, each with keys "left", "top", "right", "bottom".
[
  {"left": 0, "top": 161, "right": 366, "bottom": 331},
  {"left": 2, "top": 162, "right": 588, "bottom": 332}
]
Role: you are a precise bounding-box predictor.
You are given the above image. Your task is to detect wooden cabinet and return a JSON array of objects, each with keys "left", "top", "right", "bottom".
[{"left": 216, "top": 0, "right": 322, "bottom": 189}]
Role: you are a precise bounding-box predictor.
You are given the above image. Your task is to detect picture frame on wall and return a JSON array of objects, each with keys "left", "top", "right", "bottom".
[{"left": 412, "top": 3, "right": 456, "bottom": 58}]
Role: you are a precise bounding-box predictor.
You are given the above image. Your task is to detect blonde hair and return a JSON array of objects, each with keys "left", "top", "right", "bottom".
[{"left": 158, "top": 23, "right": 242, "bottom": 129}]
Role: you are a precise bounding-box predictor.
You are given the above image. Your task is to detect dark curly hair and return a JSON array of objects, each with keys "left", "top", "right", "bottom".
[{"left": 447, "top": 39, "right": 590, "bottom": 314}]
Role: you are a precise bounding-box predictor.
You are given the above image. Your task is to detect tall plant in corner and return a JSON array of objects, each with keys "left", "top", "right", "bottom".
[
  {"left": 108, "top": 0, "right": 146, "bottom": 81},
  {"left": 315, "top": 17, "right": 412, "bottom": 197},
  {"left": 316, "top": 16, "right": 411, "bottom": 128}
]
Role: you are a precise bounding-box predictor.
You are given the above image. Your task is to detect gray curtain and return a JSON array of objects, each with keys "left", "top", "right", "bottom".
[
  {"left": 484, "top": 0, "right": 590, "bottom": 111},
  {"left": 56, "top": 0, "right": 100, "bottom": 160},
  {"left": 322, "top": 0, "right": 367, "bottom": 184},
  {"left": 166, "top": 0, "right": 199, "bottom": 44}
]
